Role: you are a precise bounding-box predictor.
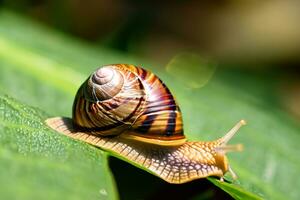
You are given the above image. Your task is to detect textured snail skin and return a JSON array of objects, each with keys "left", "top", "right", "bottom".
[{"left": 45, "top": 64, "right": 244, "bottom": 184}]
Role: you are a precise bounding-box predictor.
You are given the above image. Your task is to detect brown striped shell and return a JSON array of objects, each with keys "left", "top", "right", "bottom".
[{"left": 72, "top": 64, "right": 186, "bottom": 145}]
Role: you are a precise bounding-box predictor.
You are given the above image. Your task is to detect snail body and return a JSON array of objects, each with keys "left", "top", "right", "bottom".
[{"left": 46, "top": 64, "right": 244, "bottom": 184}]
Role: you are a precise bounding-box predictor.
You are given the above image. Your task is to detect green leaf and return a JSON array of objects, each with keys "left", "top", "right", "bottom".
[
  {"left": 0, "top": 95, "right": 117, "bottom": 200},
  {"left": 1, "top": 9, "right": 300, "bottom": 200},
  {"left": 208, "top": 178, "right": 263, "bottom": 200}
]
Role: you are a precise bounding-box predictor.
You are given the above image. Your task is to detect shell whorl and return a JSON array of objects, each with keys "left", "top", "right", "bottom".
[
  {"left": 72, "top": 64, "right": 185, "bottom": 144},
  {"left": 85, "top": 66, "right": 124, "bottom": 101}
]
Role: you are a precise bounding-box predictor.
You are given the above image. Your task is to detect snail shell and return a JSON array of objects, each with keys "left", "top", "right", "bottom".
[
  {"left": 46, "top": 64, "right": 244, "bottom": 184},
  {"left": 73, "top": 64, "right": 185, "bottom": 145}
]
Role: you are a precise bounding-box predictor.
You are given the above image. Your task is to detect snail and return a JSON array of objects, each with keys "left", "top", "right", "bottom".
[{"left": 45, "top": 64, "right": 245, "bottom": 184}]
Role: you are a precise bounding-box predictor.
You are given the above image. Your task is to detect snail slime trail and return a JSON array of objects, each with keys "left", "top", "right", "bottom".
[{"left": 46, "top": 64, "right": 245, "bottom": 184}]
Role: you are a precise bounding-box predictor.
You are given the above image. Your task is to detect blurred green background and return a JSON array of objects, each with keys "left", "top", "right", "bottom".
[
  {"left": 3, "top": 0, "right": 300, "bottom": 117},
  {"left": 4, "top": 0, "right": 300, "bottom": 65},
  {"left": 1, "top": 1, "right": 300, "bottom": 200}
]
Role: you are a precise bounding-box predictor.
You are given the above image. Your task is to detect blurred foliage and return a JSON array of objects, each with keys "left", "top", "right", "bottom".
[
  {"left": 166, "top": 53, "right": 216, "bottom": 89},
  {"left": 1, "top": 10, "right": 300, "bottom": 200},
  {"left": 2, "top": 0, "right": 300, "bottom": 66}
]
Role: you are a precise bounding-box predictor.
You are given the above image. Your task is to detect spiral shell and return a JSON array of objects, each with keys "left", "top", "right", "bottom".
[{"left": 72, "top": 64, "right": 185, "bottom": 145}]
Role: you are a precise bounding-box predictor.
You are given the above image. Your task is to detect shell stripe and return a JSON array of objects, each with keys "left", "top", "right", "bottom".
[
  {"left": 157, "top": 82, "right": 181, "bottom": 137},
  {"left": 144, "top": 99, "right": 177, "bottom": 114},
  {"left": 101, "top": 96, "right": 138, "bottom": 111},
  {"left": 96, "top": 96, "right": 145, "bottom": 124},
  {"left": 85, "top": 98, "right": 100, "bottom": 127},
  {"left": 78, "top": 96, "right": 145, "bottom": 132},
  {"left": 121, "top": 97, "right": 145, "bottom": 122},
  {"left": 136, "top": 114, "right": 158, "bottom": 133},
  {"left": 93, "top": 102, "right": 119, "bottom": 124},
  {"left": 133, "top": 67, "right": 182, "bottom": 138},
  {"left": 100, "top": 97, "right": 127, "bottom": 111},
  {"left": 140, "top": 67, "right": 148, "bottom": 80},
  {"left": 165, "top": 111, "right": 177, "bottom": 136},
  {"left": 74, "top": 96, "right": 121, "bottom": 129},
  {"left": 81, "top": 96, "right": 96, "bottom": 127}
]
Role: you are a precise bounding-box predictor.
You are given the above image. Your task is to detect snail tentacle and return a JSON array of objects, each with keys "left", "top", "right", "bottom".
[{"left": 215, "top": 120, "right": 246, "bottom": 154}]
